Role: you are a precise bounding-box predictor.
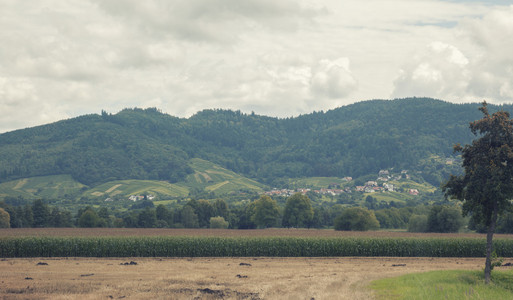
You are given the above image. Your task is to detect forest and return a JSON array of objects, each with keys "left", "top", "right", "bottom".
[{"left": 0, "top": 97, "right": 503, "bottom": 188}]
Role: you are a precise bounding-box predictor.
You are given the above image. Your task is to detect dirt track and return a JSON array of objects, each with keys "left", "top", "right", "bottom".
[{"left": 1, "top": 257, "right": 503, "bottom": 300}]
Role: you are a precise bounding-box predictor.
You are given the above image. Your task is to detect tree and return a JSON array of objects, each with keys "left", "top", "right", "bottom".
[
  {"left": 97, "top": 207, "right": 111, "bottom": 227},
  {"left": 443, "top": 102, "right": 513, "bottom": 284},
  {"left": 180, "top": 206, "right": 199, "bottom": 228},
  {"left": 23, "top": 204, "right": 33, "bottom": 227},
  {"left": 251, "top": 195, "right": 281, "bottom": 228},
  {"left": 282, "top": 193, "right": 314, "bottom": 228},
  {"left": 49, "top": 207, "right": 73, "bottom": 227},
  {"left": 186, "top": 199, "right": 215, "bottom": 228},
  {"left": 407, "top": 214, "right": 428, "bottom": 232},
  {"left": 138, "top": 207, "right": 157, "bottom": 228},
  {"left": 78, "top": 208, "right": 101, "bottom": 228},
  {"left": 32, "top": 199, "right": 50, "bottom": 227},
  {"left": 426, "top": 205, "right": 464, "bottom": 233},
  {"left": 213, "top": 199, "right": 230, "bottom": 220},
  {"left": 0, "top": 208, "right": 10, "bottom": 228},
  {"left": 334, "top": 207, "right": 380, "bottom": 231},
  {"left": 210, "top": 216, "right": 229, "bottom": 229},
  {"left": 496, "top": 210, "right": 513, "bottom": 234},
  {"left": 156, "top": 204, "right": 172, "bottom": 227}
]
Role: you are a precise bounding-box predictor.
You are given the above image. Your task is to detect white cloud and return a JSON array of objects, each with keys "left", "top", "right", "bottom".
[
  {"left": 310, "top": 58, "right": 358, "bottom": 99},
  {"left": 392, "top": 42, "right": 470, "bottom": 99},
  {"left": 0, "top": 77, "right": 69, "bottom": 132},
  {"left": 1, "top": 0, "right": 512, "bottom": 133},
  {"left": 93, "top": 0, "right": 322, "bottom": 43},
  {"left": 392, "top": 5, "right": 513, "bottom": 103},
  {"left": 463, "top": 5, "right": 513, "bottom": 102}
]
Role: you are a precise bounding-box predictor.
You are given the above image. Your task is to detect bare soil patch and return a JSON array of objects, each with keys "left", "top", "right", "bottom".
[
  {"left": 1, "top": 257, "right": 507, "bottom": 300},
  {"left": 2, "top": 228, "right": 513, "bottom": 239}
]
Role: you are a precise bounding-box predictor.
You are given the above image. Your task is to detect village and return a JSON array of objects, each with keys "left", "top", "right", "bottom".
[
  {"left": 262, "top": 169, "right": 420, "bottom": 197},
  {"left": 123, "top": 170, "right": 421, "bottom": 202}
]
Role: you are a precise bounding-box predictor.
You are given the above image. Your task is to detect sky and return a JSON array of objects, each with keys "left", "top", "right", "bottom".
[{"left": 1, "top": 0, "right": 513, "bottom": 133}]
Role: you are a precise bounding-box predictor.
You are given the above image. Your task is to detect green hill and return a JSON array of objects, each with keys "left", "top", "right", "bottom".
[
  {"left": 0, "top": 158, "right": 266, "bottom": 201},
  {"left": 1, "top": 98, "right": 510, "bottom": 201},
  {"left": 86, "top": 180, "right": 189, "bottom": 199},
  {"left": 0, "top": 175, "right": 86, "bottom": 200},
  {"left": 185, "top": 158, "right": 266, "bottom": 194}
]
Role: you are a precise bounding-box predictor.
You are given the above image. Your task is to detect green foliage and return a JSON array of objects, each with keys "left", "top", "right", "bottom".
[
  {"left": 2, "top": 236, "right": 513, "bottom": 258},
  {"left": 334, "top": 207, "right": 380, "bottom": 231},
  {"left": 427, "top": 205, "right": 464, "bottom": 233},
  {"left": 49, "top": 207, "right": 73, "bottom": 227},
  {"left": 180, "top": 206, "right": 199, "bottom": 228},
  {"left": 0, "top": 98, "right": 498, "bottom": 190},
  {"left": 443, "top": 102, "right": 513, "bottom": 283},
  {"left": 0, "top": 208, "right": 10, "bottom": 228},
  {"left": 184, "top": 158, "right": 266, "bottom": 195},
  {"left": 444, "top": 103, "right": 513, "bottom": 228},
  {"left": 496, "top": 211, "right": 513, "bottom": 234},
  {"left": 209, "top": 216, "right": 229, "bottom": 229},
  {"left": 32, "top": 199, "right": 50, "bottom": 228},
  {"left": 408, "top": 214, "right": 429, "bottom": 232},
  {"left": 371, "top": 270, "right": 513, "bottom": 300},
  {"left": 137, "top": 208, "right": 157, "bottom": 228},
  {"left": 251, "top": 195, "right": 281, "bottom": 228},
  {"left": 282, "top": 193, "right": 314, "bottom": 228},
  {"left": 77, "top": 208, "right": 101, "bottom": 228},
  {"left": 374, "top": 208, "right": 408, "bottom": 229}
]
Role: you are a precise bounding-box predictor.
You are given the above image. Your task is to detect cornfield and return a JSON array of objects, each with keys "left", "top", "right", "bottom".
[{"left": 1, "top": 236, "right": 512, "bottom": 258}]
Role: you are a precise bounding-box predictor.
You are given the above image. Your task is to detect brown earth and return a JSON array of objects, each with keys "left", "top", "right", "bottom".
[
  {"left": 1, "top": 256, "right": 502, "bottom": 300},
  {"left": 2, "top": 229, "right": 512, "bottom": 299},
  {"left": 2, "top": 228, "right": 513, "bottom": 239}
]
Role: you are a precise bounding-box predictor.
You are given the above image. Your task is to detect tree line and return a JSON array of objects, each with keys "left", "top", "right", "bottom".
[{"left": 2, "top": 195, "right": 512, "bottom": 232}]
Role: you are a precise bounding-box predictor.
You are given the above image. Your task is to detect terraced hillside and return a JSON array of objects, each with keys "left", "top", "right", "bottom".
[{"left": 0, "top": 158, "right": 266, "bottom": 201}]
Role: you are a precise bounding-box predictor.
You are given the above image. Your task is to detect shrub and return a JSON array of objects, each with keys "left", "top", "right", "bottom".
[
  {"left": 210, "top": 216, "right": 229, "bottom": 229},
  {"left": 334, "top": 207, "right": 380, "bottom": 231},
  {"left": 427, "top": 205, "right": 464, "bottom": 233},
  {"left": 0, "top": 208, "right": 10, "bottom": 228},
  {"left": 408, "top": 215, "right": 428, "bottom": 232}
]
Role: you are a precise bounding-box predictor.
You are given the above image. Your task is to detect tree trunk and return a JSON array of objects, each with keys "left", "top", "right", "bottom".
[{"left": 484, "top": 203, "right": 499, "bottom": 284}]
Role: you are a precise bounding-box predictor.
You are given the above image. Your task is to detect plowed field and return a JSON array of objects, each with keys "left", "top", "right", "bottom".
[{"left": 2, "top": 228, "right": 513, "bottom": 239}]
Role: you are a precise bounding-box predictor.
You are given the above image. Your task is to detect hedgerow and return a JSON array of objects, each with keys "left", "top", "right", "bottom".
[{"left": 0, "top": 236, "right": 512, "bottom": 258}]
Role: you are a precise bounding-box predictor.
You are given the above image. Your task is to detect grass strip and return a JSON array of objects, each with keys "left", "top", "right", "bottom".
[{"left": 370, "top": 269, "right": 513, "bottom": 300}]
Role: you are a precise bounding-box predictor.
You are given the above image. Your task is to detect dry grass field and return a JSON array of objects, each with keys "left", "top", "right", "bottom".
[
  {"left": 0, "top": 256, "right": 490, "bottom": 300},
  {"left": 2, "top": 228, "right": 512, "bottom": 299}
]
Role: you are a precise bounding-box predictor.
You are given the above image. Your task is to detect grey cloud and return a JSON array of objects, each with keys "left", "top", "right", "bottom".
[
  {"left": 310, "top": 58, "right": 358, "bottom": 99},
  {"left": 0, "top": 77, "right": 69, "bottom": 132},
  {"left": 94, "top": 0, "right": 322, "bottom": 43},
  {"left": 393, "top": 6, "right": 513, "bottom": 102},
  {"left": 392, "top": 42, "right": 470, "bottom": 99},
  {"left": 463, "top": 6, "right": 513, "bottom": 101}
]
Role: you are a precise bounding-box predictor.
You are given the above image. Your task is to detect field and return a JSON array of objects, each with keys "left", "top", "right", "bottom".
[
  {"left": 0, "top": 256, "right": 499, "bottom": 299},
  {"left": 2, "top": 229, "right": 513, "bottom": 299},
  {"left": 3, "top": 227, "right": 513, "bottom": 239}
]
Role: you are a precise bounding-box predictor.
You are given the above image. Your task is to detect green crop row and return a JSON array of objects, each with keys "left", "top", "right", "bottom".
[{"left": 1, "top": 236, "right": 512, "bottom": 258}]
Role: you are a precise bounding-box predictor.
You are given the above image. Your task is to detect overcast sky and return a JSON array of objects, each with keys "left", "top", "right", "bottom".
[{"left": 1, "top": 0, "right": 513, "bottom": 133}]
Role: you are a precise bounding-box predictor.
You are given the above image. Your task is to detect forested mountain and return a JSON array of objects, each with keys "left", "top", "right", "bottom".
[{"left": 0, "top": 98, "right": 510, "bottom": 188}]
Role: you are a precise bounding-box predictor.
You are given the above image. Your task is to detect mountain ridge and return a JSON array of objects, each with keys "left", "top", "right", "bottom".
[{"left": 0, "top": 98, "right": 509, "bottom": 189}]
